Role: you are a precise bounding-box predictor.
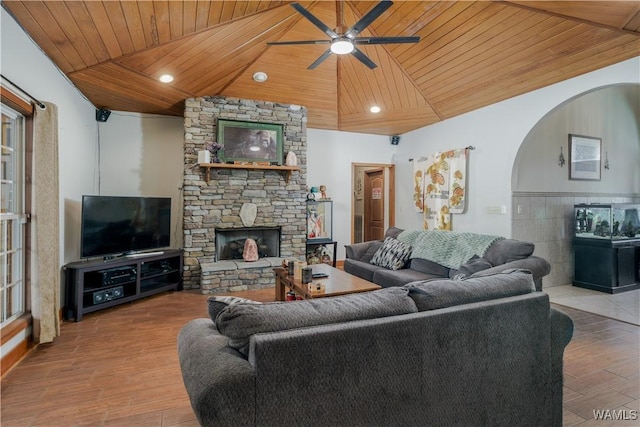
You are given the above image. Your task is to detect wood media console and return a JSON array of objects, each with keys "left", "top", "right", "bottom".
[{"left": 63, "top": 249, "right": 183, "bottom": 321}]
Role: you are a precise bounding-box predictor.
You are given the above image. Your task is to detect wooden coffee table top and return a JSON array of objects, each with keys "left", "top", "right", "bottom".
[{"left": 274, "top": 263, "right": 381, "bottom": 300}]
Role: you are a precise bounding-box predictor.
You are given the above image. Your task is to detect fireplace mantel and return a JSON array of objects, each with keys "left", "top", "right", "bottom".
[{"left": 199, "top": 163, "right": 301, "bottom": 183}]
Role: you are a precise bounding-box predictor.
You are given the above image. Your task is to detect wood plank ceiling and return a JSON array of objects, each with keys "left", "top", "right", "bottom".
[{"left": 3, "top": 1, "right": 640, "bottom": 136}]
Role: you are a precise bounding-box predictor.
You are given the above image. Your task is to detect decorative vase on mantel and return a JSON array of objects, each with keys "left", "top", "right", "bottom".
[{"left": 207, "top": 142, "right": 222, "bottom": 163}]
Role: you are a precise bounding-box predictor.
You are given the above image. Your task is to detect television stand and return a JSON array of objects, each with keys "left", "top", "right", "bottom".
[
  {"left": 126, "top": 251, "right": 164, "bottom": 258},
  {"left": 63, "top": 249, "right": 183, "bottom": 321}
]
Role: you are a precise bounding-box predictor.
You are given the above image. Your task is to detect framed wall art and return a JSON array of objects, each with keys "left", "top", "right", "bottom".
[
  {"left": 217, "top": 119, "right": 284, "bottom": 165},
  {"left": 569, "top": 134, "right": 602, "bottom": 181}
]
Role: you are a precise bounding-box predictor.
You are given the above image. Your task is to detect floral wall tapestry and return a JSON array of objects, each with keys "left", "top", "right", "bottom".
[{"left": 414, "top": 148, "right": 468, "bottom": 230}]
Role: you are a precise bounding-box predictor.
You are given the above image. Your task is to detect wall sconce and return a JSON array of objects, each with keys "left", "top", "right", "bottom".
[
  {"left": 558, "top": 146, "right": 565, "bottom": 167},
  {"left": 604, "top": 151, "right": 610, "bottom": 170}
]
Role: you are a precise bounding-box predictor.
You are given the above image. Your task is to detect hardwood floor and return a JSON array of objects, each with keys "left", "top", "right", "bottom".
[
  {"left": 1, "top": 288, "right": 638, "bottom": 426},
  {"left": 559, "top": 306, "right": 639, "bottom": 426}
]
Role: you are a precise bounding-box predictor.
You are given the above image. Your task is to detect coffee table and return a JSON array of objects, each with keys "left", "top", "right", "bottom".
[{"left": 274, "top": 263, "right": 381, "bottom": 301}]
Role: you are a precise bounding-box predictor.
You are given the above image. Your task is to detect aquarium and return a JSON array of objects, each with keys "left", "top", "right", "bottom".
[{"left": 574, "top": 203, "right": 640, "bottom": 241}]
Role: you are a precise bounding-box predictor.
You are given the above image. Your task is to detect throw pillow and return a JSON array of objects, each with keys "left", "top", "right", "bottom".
[
  {"left": 207, "top": 295, "right": 261, "bottom": 322},
  {"left": 215, "top": 287, "right": 418, "bottom": 356},
  {"left": 448, "top": 255, "right": 493, "bottom": 280},
  {"left": 370, "top": 237, "right": 413, "bottom": 270}
]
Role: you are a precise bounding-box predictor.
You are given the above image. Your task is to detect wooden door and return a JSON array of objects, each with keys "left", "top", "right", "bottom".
[{"left": 364, "top": 169, "right": 385, "bottom": 241}]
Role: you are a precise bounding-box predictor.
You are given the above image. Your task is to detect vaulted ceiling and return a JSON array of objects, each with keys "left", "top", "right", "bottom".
[{"left": 3, "top": 1, "right": 640, "bottom": 135}]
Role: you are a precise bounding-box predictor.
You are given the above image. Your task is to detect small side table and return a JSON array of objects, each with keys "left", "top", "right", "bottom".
[{"left": 306, "top": 240, "right": 337, "bottom": 267}]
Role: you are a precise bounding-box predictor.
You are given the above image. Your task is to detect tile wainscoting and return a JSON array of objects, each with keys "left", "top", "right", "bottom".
[{"left": 511, "top": 192, "right": 640, "bottom": 288}]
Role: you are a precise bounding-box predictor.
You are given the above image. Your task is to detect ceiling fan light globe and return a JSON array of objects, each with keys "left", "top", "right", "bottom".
[{"left": 330, "top": 39, "right": 354, "bottom": 55}]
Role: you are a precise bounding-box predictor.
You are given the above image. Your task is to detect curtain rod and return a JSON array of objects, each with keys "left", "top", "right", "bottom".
[
  {"left": 1, "top": 74, "right": 46, "bottom": 109},
  {"left": 409, "top": 145, "right": 475, "bottom": 162}
]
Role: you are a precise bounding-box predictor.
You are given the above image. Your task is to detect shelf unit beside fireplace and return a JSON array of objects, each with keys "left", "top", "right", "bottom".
[{"left": 199, "top": 163, "right": 300, "bottom": 183}]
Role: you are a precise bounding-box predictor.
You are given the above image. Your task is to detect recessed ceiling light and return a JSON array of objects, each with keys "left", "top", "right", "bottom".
[
  {"left": 370, "top": 106, "right": 381, "bottom": 113},
  {"left": 253, "top": 72, "right": 268, "bottom": 82},
  {"left": 159, "top": 74, "right": 174, "bottom": 83}
]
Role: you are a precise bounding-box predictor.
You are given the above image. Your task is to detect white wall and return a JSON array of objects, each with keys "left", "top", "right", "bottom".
[
  {"left": 1, "top": 8, "right": 97, "bottom": 263},
  {"left": 98, "top": 112, "right": 184, "bottom": 248},
  {"left": 395, "top": 57, "right": 640, "bottom": 237},
  {"left": 307, "top": 129, "right": 396, "bottom": 259},
  {"left": 514, "top": 84, "right": 640, "bottom": 193}
]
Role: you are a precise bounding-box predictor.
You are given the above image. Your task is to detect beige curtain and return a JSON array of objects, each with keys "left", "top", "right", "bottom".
[{"left": 33, "top": 102, "right": 60, "bottom": 343}]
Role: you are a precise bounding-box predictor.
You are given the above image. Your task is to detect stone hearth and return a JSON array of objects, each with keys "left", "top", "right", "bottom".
[{"left": 182, "top": 96, "right": 307, "bottom": 293}]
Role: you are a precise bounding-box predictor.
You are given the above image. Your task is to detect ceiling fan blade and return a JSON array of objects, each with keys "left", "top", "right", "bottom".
[
  {"left": 345, "top": 1, "right": 393, "bottom": 39},
  {"left": 291, "top": 3, "right": 339, "bottom": 39},
  {"left": 350, "top": 47, "right": 377, "bottom": 69},
  {"left": 267, "top": 40, "right": 331, "bottom": 46},
  {"left": 308, "top": 49, "right": 333, "bottom": 70},
  {"left": 355, "top": 36, "right": 420, "bottom": 45}
]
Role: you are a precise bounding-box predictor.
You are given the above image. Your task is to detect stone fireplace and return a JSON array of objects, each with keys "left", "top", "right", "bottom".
[{"left": 182, "top": 96, "right": 307, "bottom": 293}]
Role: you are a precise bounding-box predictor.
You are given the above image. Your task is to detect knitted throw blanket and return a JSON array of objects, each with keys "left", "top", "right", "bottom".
[{"left": 397, "top": 230, "right": 504, "bottom": 269}]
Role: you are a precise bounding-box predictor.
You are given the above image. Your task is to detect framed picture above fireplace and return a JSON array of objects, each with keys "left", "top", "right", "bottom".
[{"left": 217, "top": 119, "right": 284, "bottom": 165}]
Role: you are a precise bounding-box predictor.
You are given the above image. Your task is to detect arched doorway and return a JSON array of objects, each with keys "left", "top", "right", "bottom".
[{"left": 510, "top": 83, "right": 640, "bottom": 288}]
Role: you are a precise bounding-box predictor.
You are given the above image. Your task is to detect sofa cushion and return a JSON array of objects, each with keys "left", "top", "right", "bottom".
[
  {"left": 207, "top": 295, "right": 261, "bottom": 321},
  {"left": 373, "top": 268, "right": 444, "bottom": 289},
  {"left": 404, "top": 269, "right": 536, "bottom": 311},
  {"left": 384, "top": 227, "right": 404, "bottom": 239},
  {"left": 215, "top": 287, "right": 418, "bottom": 355},
  {"left": 448, "top": 256, "right": 493, "bottom": 280},
  {"left": 410, "top": 258, "right": 450, "bottom": 277},
  {"left": 484, "top": 239, "right": 535, "bottom": 266},
  {"left": 344, "top": 259, "right": 385, "bottom": 282},
  {"left": 370, "top": 237, "right": 413, "bottom": 270},
  {"left": 345, "top": 240, "right": 384, "bottom": 262},
  {"left": 361, "top": 241, "right": 384, "bottom": 262}
]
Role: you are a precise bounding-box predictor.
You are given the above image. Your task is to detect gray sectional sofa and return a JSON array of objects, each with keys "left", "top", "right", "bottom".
[
  {"left": 345, "top": 227, "right": 551, "bottom": 291},
  {"left": 178, "top": 270, "right": 573, "bottom": 427}
]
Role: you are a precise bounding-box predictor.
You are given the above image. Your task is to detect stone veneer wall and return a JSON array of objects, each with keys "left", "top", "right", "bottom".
[{"left": 183, "top": 96, "right": 307, "bottom": 293}]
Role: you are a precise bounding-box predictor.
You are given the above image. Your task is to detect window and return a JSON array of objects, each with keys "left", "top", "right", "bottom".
[{"left": 1, "top": 104, "right": 27, "bottom": 326}]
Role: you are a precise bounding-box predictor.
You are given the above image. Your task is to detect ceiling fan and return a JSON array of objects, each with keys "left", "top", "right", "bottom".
[{"left": 267, "top": 1, "right": 420, "bottom": 70}]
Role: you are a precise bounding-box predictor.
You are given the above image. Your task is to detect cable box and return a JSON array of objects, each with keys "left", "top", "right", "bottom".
[{"left": 98, "top": 266, "right": 137, "bottom": 286}]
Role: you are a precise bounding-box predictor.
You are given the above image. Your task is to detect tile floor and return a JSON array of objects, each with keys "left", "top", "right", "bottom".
[{"left": 545, "top": 285, "right": 640, "bottom": 326}]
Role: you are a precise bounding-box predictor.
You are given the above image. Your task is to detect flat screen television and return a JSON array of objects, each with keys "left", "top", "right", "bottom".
[{"left": 81, "top": 195, "right": 171, "bottom": 259}]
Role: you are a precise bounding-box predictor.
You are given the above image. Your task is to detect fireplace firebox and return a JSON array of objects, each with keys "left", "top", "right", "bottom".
[{"left": 215, "top": 227, "right": 281, "bottom": 261}]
